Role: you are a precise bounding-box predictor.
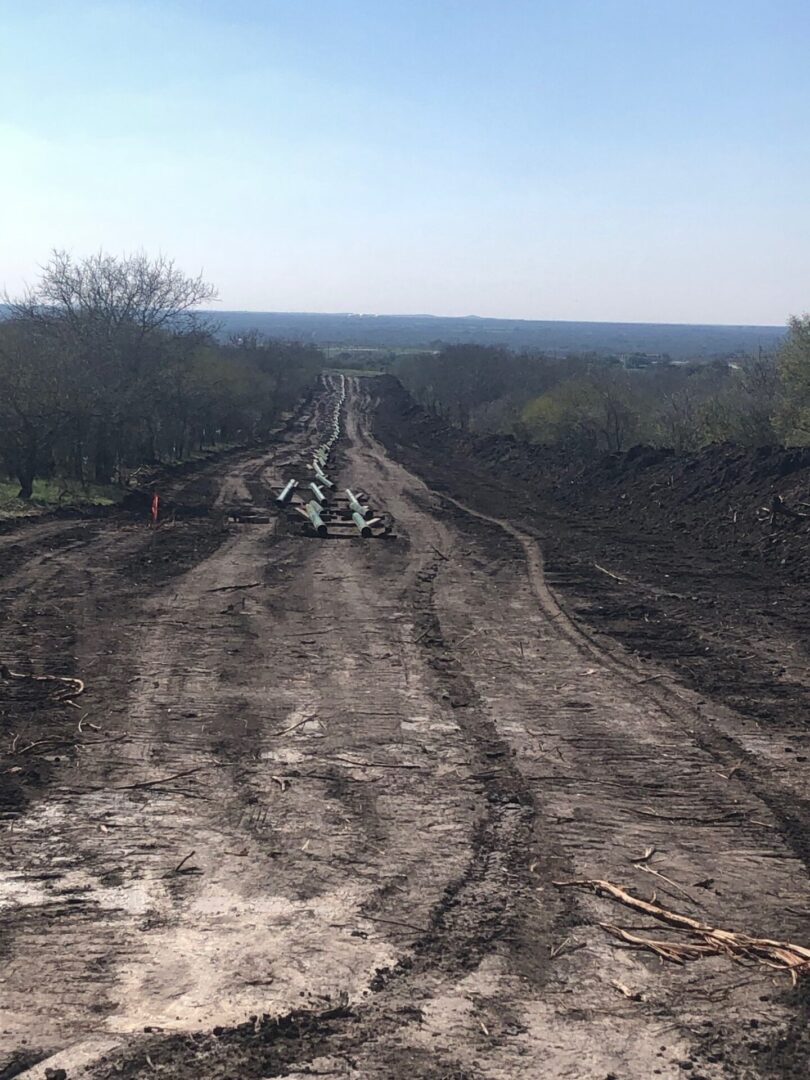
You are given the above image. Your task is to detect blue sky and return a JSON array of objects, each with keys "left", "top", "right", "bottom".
[{"left": 2, "top": 0, "right": 808, "bottom": 323}]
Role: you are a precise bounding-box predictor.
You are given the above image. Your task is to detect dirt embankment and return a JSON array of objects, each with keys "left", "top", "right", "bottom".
[{"left": 376, "top": 378, "right": 810, "bottom": 581}]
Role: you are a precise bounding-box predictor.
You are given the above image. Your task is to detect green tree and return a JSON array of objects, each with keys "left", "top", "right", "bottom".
[
  {"left": 778, "top": 315, "right": 810, "bottom": 444},
  {"left": 521, "top": 370, "right": 642, "bottom": 452}
]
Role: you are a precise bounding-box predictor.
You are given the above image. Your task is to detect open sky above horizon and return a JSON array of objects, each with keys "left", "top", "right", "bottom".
[{"left": 2, "top": 1, "right": 808, "bottom": 326}]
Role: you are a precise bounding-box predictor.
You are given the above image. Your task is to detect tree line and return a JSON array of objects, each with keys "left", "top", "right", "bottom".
[
  {"left": 395, "top": 320, "right": 810, "bottom": 455},
  {"left": 0, "top": 252, "right": 323, "bottom": 498}
]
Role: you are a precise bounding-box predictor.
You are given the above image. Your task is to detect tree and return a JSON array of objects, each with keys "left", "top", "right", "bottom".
[
  {"left": 0, "top": 318, "right": 69, "bottom": 497},
  {"left": 778, "top": 315, "right": 810, "bottom": 444},
  {"left": 7, "top": 251, "right": 218, "bottom": 482},
  {"left": 1, "top": 251, "right": 327, "bottom": 499},
  {"left": 521, "top": 369, "right": 642, "bottom": 452}
]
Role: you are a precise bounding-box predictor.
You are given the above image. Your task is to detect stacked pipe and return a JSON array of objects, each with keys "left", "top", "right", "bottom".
[
  {"left": 277, "top": 374, "right": 388, "bottom": 539},
  {"left": 310, "top": 373, "right": 345, "bottom": 477},
  {"left": 305, "top": 500, "right": 328, "bottom": 537},
  {"left": 346, "top": 488, "right": 372, "bottom": 521},
  {"left": 304, "top": 374, "right": 344, "bottom": 517},
  {"left": 308, "top": 481, "right": 329, "bottom": 505},
  {"left": 275, "top": 479, "right": 298, "bottom": 506}
]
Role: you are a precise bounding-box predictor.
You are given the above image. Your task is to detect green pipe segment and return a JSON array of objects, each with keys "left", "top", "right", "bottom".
[
  {"left": 276, "top": 479, "right": 298, "bottom": 505},
  {"left": 309, "top": 481, "right": 329, "bottom": 505},
  {"left": 314, "top": 464, "right": 334, "bottom": 488},
  {"left": 352, "top": 511, "right": 372, "bottom": 538},
  {"left": 346, "top": 488, "right": 372, "bottom": 520},
  {"left": 306, "top": 500, "right": 328, "bottom": 536}
]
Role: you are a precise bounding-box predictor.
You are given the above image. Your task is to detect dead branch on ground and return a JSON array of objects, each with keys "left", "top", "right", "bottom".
[
  {"left": 116, "top": 766, "right": 207, "bottom": 790},
  {"left": 594, "top": 563, "right": 631, "bottom": 584},
  {"left": 172, "top": 850, "right": 198, "bottom": 874},
  {"left": 205, "top": 581, "right": 263, "bottom": 593},
  {"left": 314, "top": 755, "right": 423, "bottom": 770},
  {"left": 1, "top": 664, "right": 85, "bottom": 704},
  {"left": 554, "top": 877, "right": 810, "bottom": 981},
  {"left": 634, "top": 862, "right": 702, "bottom": 907},
  {"left": 269, "top": 715, "right": 319, "bottom": 738}
]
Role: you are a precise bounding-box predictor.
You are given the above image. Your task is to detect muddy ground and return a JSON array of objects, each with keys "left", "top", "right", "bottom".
[{"left": 2, "top": 376, "right": 810, "bottom": 1079}]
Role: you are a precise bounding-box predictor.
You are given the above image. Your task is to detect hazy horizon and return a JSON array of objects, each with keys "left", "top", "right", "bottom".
[
  {"left": 208, "top": 309, "right": 786, "bottom": 359},
  {"left": 208, "top": 307, "right": 786, "bottom": 330},
  {"left": 3, "top": 1, "right": 809, "bottom": 325}
]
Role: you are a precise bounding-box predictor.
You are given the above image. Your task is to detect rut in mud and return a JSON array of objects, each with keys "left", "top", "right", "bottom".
[{"left": 2, "top": 376, "right": 809, "bottom": 1080}]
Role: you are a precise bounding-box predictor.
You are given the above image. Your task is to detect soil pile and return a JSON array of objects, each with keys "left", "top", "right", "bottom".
[{"left": 374, "top": 376, "right": 810, "bottom": 580}]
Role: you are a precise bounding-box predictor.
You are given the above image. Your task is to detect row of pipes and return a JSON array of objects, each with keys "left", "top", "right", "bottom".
[
  {"left": 275, "top": 375, "right": 380, "bottom": 538},
  {"left": 305, "top": 374, "right": 345, "bottom": 534}
]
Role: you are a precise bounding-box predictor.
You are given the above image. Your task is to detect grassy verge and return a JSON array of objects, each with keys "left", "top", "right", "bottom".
[
  {"left": 0, "top": 442, "right": 246, "bottom": 521},
  {"left": 0, "top": 478, "right": 122, "bottom": 520}
]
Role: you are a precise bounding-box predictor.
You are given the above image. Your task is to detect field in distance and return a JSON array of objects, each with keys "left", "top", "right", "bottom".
[{"left": 213, "top": 309, "right": 785, "bottom": 358}]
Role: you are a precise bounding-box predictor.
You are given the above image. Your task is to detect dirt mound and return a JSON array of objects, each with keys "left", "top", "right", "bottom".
[
  {"left": 553, "top": 442, "right": 810, "bottom": 578},
  {"left": 373, "top": 376, "right": 810, "bottom": 581}
]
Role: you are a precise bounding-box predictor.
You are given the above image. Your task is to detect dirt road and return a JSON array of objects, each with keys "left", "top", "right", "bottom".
[{"left": 2, "top": 377, "right": 808, "bottom": 1079}]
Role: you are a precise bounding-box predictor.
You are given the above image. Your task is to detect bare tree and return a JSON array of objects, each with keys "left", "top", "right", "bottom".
[{"left": 7, "top": 251, "right": 218, "bottom": 482}]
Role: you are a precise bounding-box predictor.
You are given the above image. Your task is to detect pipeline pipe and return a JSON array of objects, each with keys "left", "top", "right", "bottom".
[
  {"left": 346, "top": 488, "right": 372, "bottom": 520},
  {"left": 314, "top": 464, "right": 334, "bottom": 489},
  {"left": 352, "top": 511, "right": 372, "bottom": 538},
  {"left": 276, "top": 479, "right": 298, "bottom": 505},
  {"left": 309, "top": 481, "right": 329, "bottom": 505},
  {"left": 306, "top": 500, "right": 328, "bottom": 537}
]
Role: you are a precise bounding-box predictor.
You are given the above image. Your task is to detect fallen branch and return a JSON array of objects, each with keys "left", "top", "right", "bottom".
[
  {"left": 634, "top": 862, "right": 702, "bottom": 907},
  {"left": 611, "top": 978, "right": 644, "bottom": 1000},
  {"left": 548, "top": 933, "right": 578, "bottom": 959},
  {"left": 594, "top": 563, "right": 631, "bottom": 584},
  {"left": 117, "top": 766, "right": 207, "bottom": 790},
  {"left": 14, "top": 737, "right": 79, "bottom": 756},
  {"left": 172, "top": 850, "right": 197, "bottom": 874},
  {"left": 269, "top": 715, "right": 319, "bottom": 738},
  {"left": 314, "top": 755, "right": 423, "bottom": 770},
  {"left": 1, "top": 664, "right": 85, "bottom": 703},
  {"left": 291, "top": 771, "right": 380, "bottom": 784},
  {"left": 635, "top": 808, "right": 744, "bottom": 825},
  {"left": 554, "top": 878, "right": 810, "bottom": 981},
  {"left": 630, "top": 845, "right": 656, "bottom": 864},
  {"left": 206, "top": 581, "right": 263, "bottom": 593},
  {"left": 602, "top": 923, "right": 715, "bottom": 964}
]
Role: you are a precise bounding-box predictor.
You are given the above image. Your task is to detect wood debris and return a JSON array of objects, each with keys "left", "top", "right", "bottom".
[
  {"left": 630, "top": 845, "right": 656, "bottom": 863},
  {"left": 611, "top": 979, "right": 644, "bottom": 1001},
  {"left": 555, "top": 877, "right": 810, "bottom": 982},
  {"left": 1, "top": 664, "right": 85, "bottom": 705},
  {"left": 172, "top": 851, "right": 200, "bottom": 875},
  {"left": 205, "top": 581, "right": 263, "bottom": 593},
  {"left": 593, "top": 563, "right": 631, "bottom": 584}
]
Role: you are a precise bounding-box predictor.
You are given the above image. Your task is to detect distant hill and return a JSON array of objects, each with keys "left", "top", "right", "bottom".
[
  {"left": 211, "top": 311, "right": 785, "bottom": 359},
  {"left": 1, "top": 303, "right": 785, "bottom": 358}
]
